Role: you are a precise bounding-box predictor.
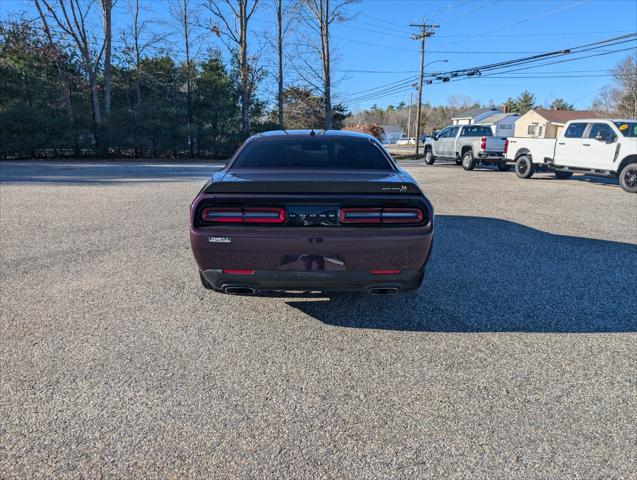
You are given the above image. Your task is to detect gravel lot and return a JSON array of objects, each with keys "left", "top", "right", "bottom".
[{"left": 1, "top": 161, "right": 636, "bottom": 478}]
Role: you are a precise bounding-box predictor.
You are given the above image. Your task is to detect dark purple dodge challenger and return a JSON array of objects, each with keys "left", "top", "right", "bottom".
[{"left": 190, "top": 130, "right": 434, "bottom": 295}]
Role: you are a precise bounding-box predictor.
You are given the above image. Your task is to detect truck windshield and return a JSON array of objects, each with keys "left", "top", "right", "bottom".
[
  {"left": 614, "top": 122, "right": 637, "bottom": 137},
  {"left": 231, "top": 137, "right": 393, "bottom": 170},
  {"left": 460, "top": 126, "right": 493, "bottom": 137}
]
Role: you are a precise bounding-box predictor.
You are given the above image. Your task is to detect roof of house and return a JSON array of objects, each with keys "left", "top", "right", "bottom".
[
  {"left": 480, "top": 112, "right": 520, "bottom": 124},
  {"left": 453, "top": 107, "right": 500, "bottom": 119},
  {"left": 532, "top": 108, "right": 600, "bottom": 124}
]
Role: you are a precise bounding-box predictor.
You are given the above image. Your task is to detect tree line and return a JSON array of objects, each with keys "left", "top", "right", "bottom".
[{"left": 0, "top": 0, "right": 357, "bottom": 159}]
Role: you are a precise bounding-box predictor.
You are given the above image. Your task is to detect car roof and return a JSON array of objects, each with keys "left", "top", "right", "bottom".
[{"left": 250, "top": 129, "right": 375, "bottom": 142}]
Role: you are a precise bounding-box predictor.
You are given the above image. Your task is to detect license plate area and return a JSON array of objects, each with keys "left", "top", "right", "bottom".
[{"left": 286, "top": 205, "right": 339, "bottom": 226}]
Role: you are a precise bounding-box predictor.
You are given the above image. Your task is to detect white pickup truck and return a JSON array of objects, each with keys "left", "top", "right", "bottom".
[
  {"left": 505, "top": 119, "right": 637, "bottom": 193},
  {"left": 424, "top": 124, "right": 508, "bottom": 171}
]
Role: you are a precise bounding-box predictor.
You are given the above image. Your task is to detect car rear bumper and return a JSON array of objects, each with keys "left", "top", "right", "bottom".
[
  {"left": 190, "top": 224, "right": 433, "bottom": 292},
  {"left": 478, "top": 152, "right": 505, "bottom": 161},
  {"left": 201, "top": 268, "right": 425, "bottom": 292}
]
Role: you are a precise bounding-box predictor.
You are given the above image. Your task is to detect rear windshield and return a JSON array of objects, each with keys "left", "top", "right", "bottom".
[
  {"left": 614, "top": 122, "right": 637, "bottom": 137},
  {"left": 460, "top": 126, "right": 493, "bottom": 137},
  {"left": 231, "top": 138, "right": 393, "bottom": 170}
]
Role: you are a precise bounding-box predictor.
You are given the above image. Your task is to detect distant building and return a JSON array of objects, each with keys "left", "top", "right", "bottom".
[
  {"left": 479, "top": 112, "right": 520, "bottom": 137},
  {"left": 452, "top": 107, "right": 501, "bottom": 125},
  {"left": 513, "top": 109, "right": 600, "bottom": 138},
  {"left": 379, "top": 124, "right": 403, "bottom": 144}
]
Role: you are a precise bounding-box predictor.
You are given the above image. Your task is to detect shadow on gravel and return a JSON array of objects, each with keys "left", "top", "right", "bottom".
[
  {"left": 287, "top": 215, "right": 637, "bottom": 333},
  {"left": 0, "top": 162, "right": 222, "bottom": 184}
]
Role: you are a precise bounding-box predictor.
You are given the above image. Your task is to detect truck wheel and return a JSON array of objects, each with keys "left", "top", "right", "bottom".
[
  {"left": 497, "top": 163, "right": 511, "bottom": 172},
  {"left": 619, "top": 162, "right": 637, "bottom": 193},
  {"left": 461, "top": 151, "right": 476, "bottom": 170},
  {"left": 424, "top": 148, "right": 435, "bottom": 165},
  {"left": 554, "top": 170, "right": 573, "bottom": 180},
  {"left": 515, "top": 155, "right": 534, "bottom": 179}
]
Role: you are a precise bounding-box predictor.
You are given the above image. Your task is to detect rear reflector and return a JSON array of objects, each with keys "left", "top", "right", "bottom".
[
  {"left": 339, "top": 208, "right": 381, "bottom": 224},
  {"left": 340, "top": 207, "right": 424, "bottom": 224},
  {"left": 370, "top": 269, "right": 401, "bottom": 275},
  {"left": 200, "top": 207, "right": 285, "bottom": 224},
  {"left": 222, "top": 269, "right": 255, "bottom": 275}
]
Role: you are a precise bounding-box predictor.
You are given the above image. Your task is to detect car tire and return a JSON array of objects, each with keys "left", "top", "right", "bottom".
[
  {"left": 554, "top": 170, "right": 573, "bottom": 180},
  {"left": 424, "top": 148, "right": 435, "bottom": 165},
  {"left": 515, "top": 155, "right": 534, "bottom": 179},
  {"left": 619, "top": 162, "right": 637, "bottom": 193},
  {"left": 461, "top": 151, "right": 476, "bottom": 170}
]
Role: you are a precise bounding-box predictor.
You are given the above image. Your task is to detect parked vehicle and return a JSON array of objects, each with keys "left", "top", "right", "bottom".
[
  {"left": 505, "top": 119, "right": 637, "bottom": 193},
  {"left": 423, "top": 124, "right": 509, "bottom": 171},
  {"left": 190, "top": 130, "right": 434, "bottom": 295}
]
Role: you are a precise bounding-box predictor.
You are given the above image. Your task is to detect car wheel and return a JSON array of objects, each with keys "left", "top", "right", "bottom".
[
  {"left": 424, "top": 148, "right": 435, "bottom": 165},
  {"left": 515, "top": 155, "right": 534, "bottom": 179},
  {"left": 619, "top": 162, "right": 637, "bottom": 193},
  {"left": 497, "top": 163, "right": 511, "bottom": 172},
  {"left": 554, "top": 170, "right": 573, "bottom": 180},
  {"left": 461, "top": 151, "right": 476, "bottom": 170}
]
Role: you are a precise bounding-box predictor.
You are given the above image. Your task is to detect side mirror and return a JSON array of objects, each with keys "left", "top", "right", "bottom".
[{"left": 433, "top": 134, "right": 439, "bottom": 140}]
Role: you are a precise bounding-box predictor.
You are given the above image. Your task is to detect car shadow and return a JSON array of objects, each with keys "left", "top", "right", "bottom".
[{"left": 286, "top": 215, "right": 637, "bottom": 333}]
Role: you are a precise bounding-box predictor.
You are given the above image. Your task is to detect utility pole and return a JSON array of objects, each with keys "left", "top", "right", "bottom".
[
  {"left": 411, "top": 20, "right": 439, "bottom": 158},
  {"left": 407, "top": 92, "right": 412, "bottom": 139}
]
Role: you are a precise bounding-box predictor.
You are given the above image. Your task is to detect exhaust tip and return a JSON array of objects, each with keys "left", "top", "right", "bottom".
[
  {"left": 223, "top": 286, "right": 256, "bottom": 295},
  {"left": 369, "top": 287, "right": 399, "bottom": 295}
]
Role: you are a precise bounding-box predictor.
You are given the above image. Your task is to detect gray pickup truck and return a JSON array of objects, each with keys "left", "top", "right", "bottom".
[{"left": 423, "top": 124, "right": 509, "bottom": 171}]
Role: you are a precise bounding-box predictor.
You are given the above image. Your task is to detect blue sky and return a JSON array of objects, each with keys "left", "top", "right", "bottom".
[{"left": 2, "top": 0, "right": 636, "bottom": 111}]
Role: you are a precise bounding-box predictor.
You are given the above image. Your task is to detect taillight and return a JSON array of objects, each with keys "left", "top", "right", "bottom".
[
  {"left": 370, "top": 269, "right": 401, "bottom": 275},
  {"left": 381, "top": 208, "right": 424, "bottom": 223},
  {"left": 339, "top": 208, "right": 381, "bottom": 224},
  {"left": 243, "top": 207, "right": 285, "bottom": 224},
  {"left": 200, "top": 207, "right": 243, "bottom": 223},
  {"left": 339, "top": 207, "right": 424, "bottom": 225},
  {"left": 200, "top": 207, "right": 285, "bottom": 224},
  {"left": 480, "top": 137, "right": 487, "bottom": 150},
  {"left": 504, "top": 139, "right": 509, "bottom": 154},
  {"left": 222, "top": 269, "right": 255, "bottom": 275}
]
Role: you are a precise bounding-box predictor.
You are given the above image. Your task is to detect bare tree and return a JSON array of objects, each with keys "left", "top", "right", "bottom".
[
  {"left": 205, "top": 0, "right": 260, "bottom": 134},
  {"left": 592, "top": 54, "right": 637, "bottom": 118},
  {"left": 300, "top": 0, "right": 357, "bottom": 129},
  {"left": 39, "top": 0, "right": 106, "bottom": 136},
  {"left": 276, "top": 0, "right": 284, "bottom": 128},
  {"left": 33, "top": 0, "right": 74, "bottom": 124},
  {"left": 170, "top": 0, "right": 196, "bottom": 155}
]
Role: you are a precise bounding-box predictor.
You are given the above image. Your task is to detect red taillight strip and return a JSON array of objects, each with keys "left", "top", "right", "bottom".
[
  {"left": 340, "top": 207, "right": 424, "bottom": 225},
  {"left": 381, "top": 208, "right": 424, "bottom": 223},
  {"left": 222, "top": 269, "right": 255, "bottom": 275},
  {"left": 200, "top": 207, "right": 285, "bottom": 224},
  {"left": 370, "top": 269, "right": 401, "bottom": 275},
  {"left": 243, "top": 207, "right": 285, "bottom": 224},
  {"left": 339, "top": 208, "right": 381, "bottom": 224}
]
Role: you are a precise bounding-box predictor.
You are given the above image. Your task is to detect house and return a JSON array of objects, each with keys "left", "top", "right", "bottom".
[
  {"left": 513, "top": 109, "right": 600, "bottom": 139},
  {"left": 452, "top": 107, "right": 501, "bottom": 126},
  {"left": 479, "top": 112, "right": 520, "bottom": 137},
  {"left": 378, "top": 124, "right": 403, "bottom": 144}
]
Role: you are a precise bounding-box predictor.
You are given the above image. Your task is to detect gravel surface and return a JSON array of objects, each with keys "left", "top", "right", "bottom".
[{"left": 1, "top": 161, "right": 636, "bottom": 478}]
